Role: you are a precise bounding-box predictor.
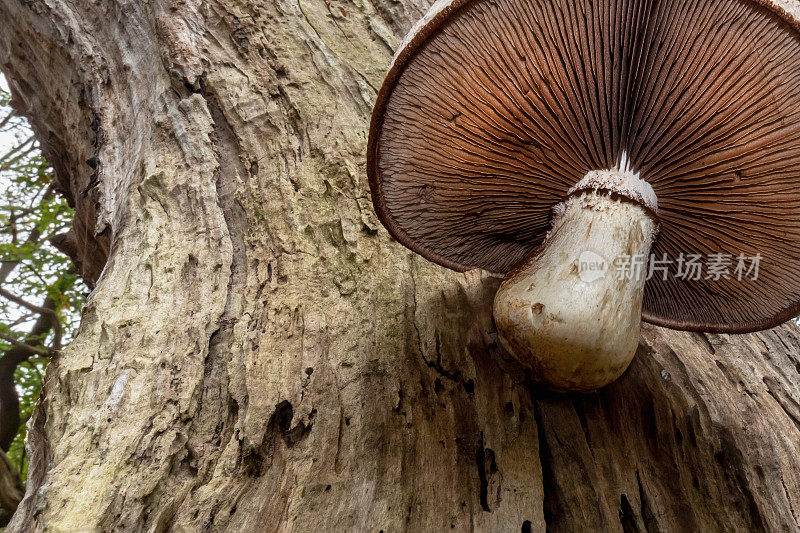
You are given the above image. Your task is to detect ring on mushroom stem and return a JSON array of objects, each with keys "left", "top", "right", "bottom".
[{"left": 367, "top": 0, "right": 800, "bottom": 391}]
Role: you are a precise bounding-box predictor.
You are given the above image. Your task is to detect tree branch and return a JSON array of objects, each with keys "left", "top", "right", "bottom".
[
  {"left": 0, "top": 285, "right": 62, "bottom": 348},
  {"left": 0, "top": 108, "right": 16, "bottom": 132},
  {"left": 0, "top": 134, "right": 34, "bottom": 163},
  {"left": 0, "top": 286, "right": 59, "bottom": 322},
  {"left": 0, "top": 185, "right": 57, "bottom": 285},
  {"left": 7, "top": 313, "right": 34, "bottom": 329},
  {"left": 0, "top": 449, "right": 22, "bottom": 527},
  {"left": 0, "top": 333, "right": 52, "bottom": 357},
  {"left": 0, "top": 297, "right": 58, "bottom": 452}
]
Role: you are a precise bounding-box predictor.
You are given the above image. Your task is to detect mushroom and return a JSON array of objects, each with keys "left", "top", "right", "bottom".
[{"left": 367, "top": 0, "right": 800, "bottom": 391}]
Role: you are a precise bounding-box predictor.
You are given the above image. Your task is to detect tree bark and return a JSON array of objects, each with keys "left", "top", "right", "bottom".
[{"left": 1, "top": 0, "right": 799, "bottom": 531}]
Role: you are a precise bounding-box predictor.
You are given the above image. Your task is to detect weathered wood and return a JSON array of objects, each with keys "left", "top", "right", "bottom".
[{"left": 0, "top": 0, "right": 798, "bottom": 530}]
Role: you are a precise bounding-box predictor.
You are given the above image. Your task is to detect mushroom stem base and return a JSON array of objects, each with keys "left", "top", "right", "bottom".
[{"left": 493, "top": 189, "right": 658, "bottom": 392}]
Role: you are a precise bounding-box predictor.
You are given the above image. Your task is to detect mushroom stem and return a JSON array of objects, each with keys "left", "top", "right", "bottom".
[{"left": 493, "top": 169, "right": 658, "bottom": 391}]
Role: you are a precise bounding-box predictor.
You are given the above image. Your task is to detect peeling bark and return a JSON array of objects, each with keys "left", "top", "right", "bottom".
[{"left": 0, "top": 0, "right": 799, "bottom": 530}]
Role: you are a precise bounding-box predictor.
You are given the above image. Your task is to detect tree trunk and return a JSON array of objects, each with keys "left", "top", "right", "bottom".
[
  {"left": 1, "top": 0, "right": 799, "bottom": 530},
  {"left": 0, "top": 450, "right": 22, "bottom": 526}
]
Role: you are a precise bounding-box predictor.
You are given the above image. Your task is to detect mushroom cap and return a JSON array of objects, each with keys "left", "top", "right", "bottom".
[{"left": 368, "top": 0, "right": 800, "bottom": 333}]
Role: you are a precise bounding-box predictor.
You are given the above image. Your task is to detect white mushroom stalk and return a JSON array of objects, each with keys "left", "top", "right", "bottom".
[{"left": 493, "top": 155, "right": 659, "bottom": 391}]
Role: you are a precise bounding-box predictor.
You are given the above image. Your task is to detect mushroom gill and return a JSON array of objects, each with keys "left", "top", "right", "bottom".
[{"left": 368, "top": 0, "right": 800, "bottom": 390}]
